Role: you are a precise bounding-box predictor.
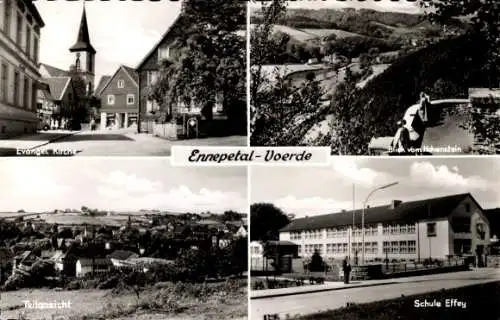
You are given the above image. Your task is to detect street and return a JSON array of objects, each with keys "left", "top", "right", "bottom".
[
  {"left": 251, "top": 268, "right": 500, "bottom": 320},
  {"left": 0, "top": 130, "right": 247, "bottom": 156}
]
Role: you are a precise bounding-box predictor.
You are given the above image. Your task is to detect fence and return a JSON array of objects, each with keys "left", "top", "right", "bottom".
[{"left": 381, "top": 258, "right": 467, "bottom": 274}]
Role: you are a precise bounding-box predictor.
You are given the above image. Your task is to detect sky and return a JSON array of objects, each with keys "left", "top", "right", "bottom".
[
  {"left": 34, "top": 1, "right": 182, "bottom": 85},
  {"left": 251, "top": 158, "right": 500, "bottom": 217},
  {"left": 0, "top": 159, "right": 248, "bottom": 213},
  {"left": 249, "top": 0, "right": 422, "bottom": 14}
]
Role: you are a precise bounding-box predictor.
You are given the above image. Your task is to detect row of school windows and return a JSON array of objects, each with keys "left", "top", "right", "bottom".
[
  {"left": 2, "top": 0, "right": 40, "bottom": 64},
  {"left": 300, "top": 240, "right": 417, "bottom": 255},
  {"left": 291, "top": 224, "right": 417, "bottom": 240},
  {"left": 0, "top": 61, "right": 36, "bottom": 110}
]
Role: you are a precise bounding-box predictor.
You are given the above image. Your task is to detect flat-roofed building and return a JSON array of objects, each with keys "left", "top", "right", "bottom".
[{"left": 280, "top": 193, "right": 491, "bottom": 262}]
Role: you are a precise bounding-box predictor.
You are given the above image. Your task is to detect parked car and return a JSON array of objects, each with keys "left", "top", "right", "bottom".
[{"left": 37, "top": 119, "right": 50, "bottom": 131}]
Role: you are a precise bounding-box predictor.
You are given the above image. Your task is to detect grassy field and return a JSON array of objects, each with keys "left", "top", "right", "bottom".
[
  {"left": 294, "top": 281, "right": 500, "bottom": 320},
  {"left": 0, "top": 280, "right": 248, "bottom": 320}
]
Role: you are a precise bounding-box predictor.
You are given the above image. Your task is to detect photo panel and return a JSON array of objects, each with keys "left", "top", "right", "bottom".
[
  {"left": 0, "top": 158, "right": 248, "bottom": 319},
  {"left": 250, "top": 157, "right": 500, "bottom": 320},
  {"left": 0, "top": 0, "right": 247, "bottom": 157},
  {"left": 249, "top": 0, "right": 500, "bottom": 156}
]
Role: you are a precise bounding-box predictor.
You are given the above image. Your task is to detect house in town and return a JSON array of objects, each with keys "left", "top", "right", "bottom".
[
  {"left": 96, "top": 65, "right": 139, "bottom": 130},
  {"left": 41, "top": 76, "right": 76, "bottom": 129},
  {"left": 36, "top": 81, "right": 56, "bottom": 130},
  {"left": 12, "top": 250, "right": 38, "bottom": 274},
  {"left": 76, "top": 258, "right": 112, "bottom": 278},
  {"left": 235, "top": 225, "right": 248, "bottom": 238},
  {"left": 0, "top": 0, "right": 44, "bottom": 138},
  {"left": 135, "top": 15, "right": 226, "bottom": 136},
  {"left": 40, "top": 63, "right": 69, "bottom": 78},
  {"left": 280, "top": 193, "right": 491, "bottom": 262},
  {"left": 107, "top": 249, "right": 139, "bottom": 268}
]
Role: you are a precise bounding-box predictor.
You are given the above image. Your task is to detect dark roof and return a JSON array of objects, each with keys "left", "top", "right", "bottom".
[
  {"left": 41, "top": 64, "right": 69, "bottom": 77},
  {"left": 122, "top": 65, "right": 139, "bottom": 84},
  {"left": 78, "top": 258, "right": 112, "bottom": 267},
  {"left": 107, "top": 250, "right": 138, "bottom": 260},
  {"left": 43, "top": 77, "right": 71, "bottom": 101},
  {"left": 136, "top": 15, "right": 183, "bottom": 70},
  {"left": 266, "top": 240, "right": 298, "bottom": 246},
  {"left": 69, "top": 7, "right": 96, "bottom": 54},
  {"left": 98, "top": 65, "right": 139, "bottom": 96},
  {"left": 281, "top": 193, "right": 478, "bottom": 232},
  {"left": 94, "top": 76, "right": 111, "bottom": 97}
]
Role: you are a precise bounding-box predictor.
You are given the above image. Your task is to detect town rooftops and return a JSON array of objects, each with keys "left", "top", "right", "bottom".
[
  {"left": 77, "top": 258, "right": 112, "bottom": 267},
  {"left": 43, "top": 77, "right": 72, "bottom": 101},
  {"left": 280, "top": 193, "right": 480, "bottom": 232},
  {"left": 95, "top": 75, "right": 111, "bottom": 97},
  {"left": 40, "top": 64, "right": 69, "bottom": 77},
  {"left": 107, "top": 250, "right": 139, "bottom": 261}
]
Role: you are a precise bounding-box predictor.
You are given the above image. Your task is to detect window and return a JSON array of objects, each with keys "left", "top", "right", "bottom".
[
  {"left": 23, "top": 77, "right": 29, "bottom": 109},
  {"left": 117, "top": 80, "right": 125, "bottom": 88},
  {"left": 13, "top": 71, "right": 19, "bottom": 106},
  {"left": 33, "top": 37, "right": 39, "bottom": 63},
  {"left": 408, "top": 224, "right": 416, "bottom": 234},
  {"left": 158, "top": 46, "right": 170, "bottom": 60},
  {"left": 147, "top": 71, "right": 158, "bottom": 85},
  {"left": 391, "top": 241, "right": 398, "bottom": 254},
  {"left": 342, "top": 243, "right": 348, "bottom": 253},
  {"left": 1, "top": 64, "right": 8, "bottom": 102},
  {"left": 4, "top": 0, "right": 12, "bottom": 36},
  {"left": 465, "top": 203, "right": 471, "bottom": 213},
  {"left": 383, "top": 225, "right": 390, "bottom": 235},
  {"left": 399, "top": 241, "right": 407, "bottom": 254},
  {"left": 16, "top": 13, "right": 23, "bottom": 46},
  {"left": 408, "top": 241, "right": 416, "bottom": 254},
  {"left": 371, "top": 242, "right": 378, "bottom": 254},
  {"left": 298, "top": 246, "right": 302, "bottom": 255},
  {"left": 427, "top": 222, "right": 436, "bottom": 237},
  {"left": 452, "top": 217, "right": 471, "bottom": 233},
  {"left": 26, "top": 25, "right": 31, "bottom": 56},
  {"left": 127, "top": 94, "right": 135, "bottom": 105},
  {"left": 107, "top": 95, "right": 115, "bottom": 105}
]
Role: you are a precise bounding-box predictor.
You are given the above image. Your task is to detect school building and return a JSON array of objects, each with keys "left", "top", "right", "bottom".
[{"left": 279, "top": 193, "right": 491, "bottom": 262}]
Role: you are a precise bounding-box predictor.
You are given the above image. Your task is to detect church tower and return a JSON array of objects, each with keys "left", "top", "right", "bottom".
[{"left": 69, "top": 5, "right": 96, "bottom": 95}]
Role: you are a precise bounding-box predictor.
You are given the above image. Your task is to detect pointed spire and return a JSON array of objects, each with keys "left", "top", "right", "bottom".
[{"left": 69, "top": 5, "right": 96, "bottom": 54}]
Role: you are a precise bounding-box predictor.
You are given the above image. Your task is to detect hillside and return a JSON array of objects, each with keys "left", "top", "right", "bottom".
[
  {"left": 335, "top": 33, "right": 499, "bottom": 153},
  {"left": 250, "top": 8, "right": 466, "bottom": 39}
]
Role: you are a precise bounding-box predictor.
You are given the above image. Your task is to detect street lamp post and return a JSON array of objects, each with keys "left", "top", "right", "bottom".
[{"left": 361, "top": 182, "right": 399, "bottom": 265}]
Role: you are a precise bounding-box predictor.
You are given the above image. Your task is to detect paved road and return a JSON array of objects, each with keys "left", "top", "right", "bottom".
[
  {"left": 251, "top": 269, "right": 500, "bottom": 320},
  {"left": 0, "top": 130, "right": 247, "bottom": 156}
]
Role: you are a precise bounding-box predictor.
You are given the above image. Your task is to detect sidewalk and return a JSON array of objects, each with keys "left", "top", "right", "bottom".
[
  {"left": 251, "top": 278, "right": 398, "bottom": 299},
  {"left": 0, "top": 131, "right": 79, "bottom": 152},
  {"left": 250, "top": 268, "right": 495, "bottom": 299}
]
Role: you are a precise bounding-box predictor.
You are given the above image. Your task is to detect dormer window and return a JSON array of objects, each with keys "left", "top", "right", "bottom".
[
  {"left": 117, "top": 80, "right": 124, "bottom": 89},
  {"left": 158, "top": 46, "right": 170, "bottom": 61}
]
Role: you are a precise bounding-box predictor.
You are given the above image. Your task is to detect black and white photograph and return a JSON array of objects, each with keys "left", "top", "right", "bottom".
[
  {"left": 250, "top": 158, "right": 500, "bottom": 319},
  {"left": 250, "top": 0, "right": 500, "bottom": 155},
  {"left": 0, "top": 0, "right": 247, "bottom": 156},
  {"left": 0, "top": 158, "right": 248, "bottom": 319}
]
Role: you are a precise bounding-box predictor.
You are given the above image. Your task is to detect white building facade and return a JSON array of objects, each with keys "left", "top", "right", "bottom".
[
  {"left": 280, "top": 194, "right": 491, "bottom": 262},
  {"left": 0, "top": 0, "right": 43, "bottom": 138}
]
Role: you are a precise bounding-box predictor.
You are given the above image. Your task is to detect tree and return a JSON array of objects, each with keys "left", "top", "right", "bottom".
[
  {"left": 309, "top": 250, "right": 325, "bottom": 272},
  {"left": 423, "top": 0, "right": 500, "bottom": 87},
  {"left": 222, "top": 210, "right": 242, "bottom": 222},
  {"left": 150, "top": 0, "right": 246, "bottom": 134},
  {"left": 17, "top": 209, "right": 25, "bottom": 213},
  {"left": 250, "top": 203, "right": 290, "bottom": 242}
]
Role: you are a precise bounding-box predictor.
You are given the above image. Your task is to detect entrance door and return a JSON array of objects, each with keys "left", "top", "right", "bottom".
[{"left": 476, "top": 245, "right": 484, "bottom": 267}]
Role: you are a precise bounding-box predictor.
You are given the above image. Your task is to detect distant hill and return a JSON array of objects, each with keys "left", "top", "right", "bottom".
[
  {"left": 250, "top": 8, "right": 466, "bottom": 40},
  {"left": 339, "top": 33, "right": 498, "bottom": 153}
]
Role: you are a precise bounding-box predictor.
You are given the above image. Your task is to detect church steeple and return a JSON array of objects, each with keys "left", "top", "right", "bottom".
[{"left": 69, "top": 6, "right": 96, "bottom": 54}]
